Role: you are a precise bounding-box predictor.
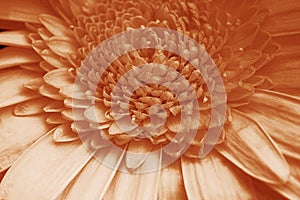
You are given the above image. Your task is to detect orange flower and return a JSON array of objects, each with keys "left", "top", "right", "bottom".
[{"left": 0, "top": 0, "right": 299, "bottom": 199}]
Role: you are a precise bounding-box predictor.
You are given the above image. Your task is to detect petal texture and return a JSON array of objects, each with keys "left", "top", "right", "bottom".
[
  {"left": 181, "top": 151, "right": 256, "bottom": 199},
  {"left": 240, "top": 90, "right": 300, "bottom": 159},
  {"left": 0, "top": 132, "right": 94, "bottom": 200},
  {"left": 216, "top": 109, "right": 289, "bottom": 184},
  {"left": 0, "top": 106, "right": 51, "bottom": 172}
]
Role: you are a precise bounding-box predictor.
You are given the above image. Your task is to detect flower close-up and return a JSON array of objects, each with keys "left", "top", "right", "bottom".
[{"left": 0, "top": 0, "right": 299, "bottom": 199}]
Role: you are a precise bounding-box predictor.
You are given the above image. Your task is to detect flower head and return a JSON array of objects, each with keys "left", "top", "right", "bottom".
[{"left": 0, "top": 0, "right": 299, "bottom": 199}]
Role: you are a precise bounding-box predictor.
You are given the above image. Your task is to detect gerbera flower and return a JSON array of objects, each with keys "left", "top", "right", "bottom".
[{"left": 0, "top": 0, "right": 299, "bottom": 199}]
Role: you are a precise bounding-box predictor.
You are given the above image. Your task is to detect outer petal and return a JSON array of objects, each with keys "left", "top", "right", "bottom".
[
  {"left": 216, "top": 109, "right": 289, "bottom": 184},
  {"left": 0, "top": 47, "right": 41, "bottom": 69},
  {"left": 158, "top": 159, "right": 187, "bottom": 200},
  {"left": 0, "top": 132, "right": 94, "bottom": 200},
  {"left": 260, "top": 0, "right": 300, "bottom": 36},
  {"left": 0, "top": 105, "right": 52, "bottom": 172},
  {"left": 0, "top": 68, "right": 42, "bottom": 108},
  {"left": 104, "top": 149, "right": 161, "bottom": 200},
  {"left": 240, "top": 90, "right": 300, "bottom": 159},
  {"left": 0, "top": 30, "right": 31, "bottom": 48},
  {"left": 60, "top": 147, "right": 125, "bottom": 200},
  {"left": 257, "top": 34, "right": 300, "bottom": 89},
  {"left": 268, "top": 157, "right": 300, "bottom": 199},
  {"left": 0, "top": 0, "right": 56, "bottom": 23},
  {"left": 181, "top": 151, "right": 256, "bottom": 199}
]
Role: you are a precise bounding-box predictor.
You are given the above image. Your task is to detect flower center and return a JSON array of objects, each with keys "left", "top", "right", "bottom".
[{"left": 26, "top": 0, "right": 279, "bottom": 158}]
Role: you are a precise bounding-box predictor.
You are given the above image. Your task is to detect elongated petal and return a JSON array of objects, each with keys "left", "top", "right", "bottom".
[
  {"left": 181, "top": 151, "right": 256, "bottom": 199},
  {"left": 39, "top": 83, "right": 64, "bottom": 100},
  {"left": 216, "top": 109, "right": 289, "bottom": 184},
  {"left": 0, "top": 47, "right": 41, "bottom": 69},
  {"left": 60, "top": 147, "right": 125, "bottom": 200},
  {"left": 258, "top": 34, "right": 300, "bottom": 88},
  {"left": 14, "top": 97, "right": 51, "bottom": 116},
  {"left": 158, "top": 159, "right": 187, "bottom": 200},
  {"left": 104, "top": 149, "right": 161, "bottom": 200},
  {"left": 46, "top": 37, "right": 78, "bottom": 58},
  {"left": 227, "top": 23, "right": 259, "bottom": 50},
  {"left": 20, "top": 63, "right": 45, "bottom": 73},
  {"left": 0, "top": 68, "right": 41, "bottom": 108},
  {"left": 40, "top": 49, "right": 69, "bottom": 69},
  {"left": 0, "top": 20, "right": 25, "bottom": 30},
  {"left": 84, "top": 104, "right": 111, "bottom": 123},
  {"left": 0, "top": 132, "right": 94, "bottom": 199},
  {"left": 275, "top": 157, "right": 300, "bottom": 198},
  {"left": 125, "top": 140, "right": 153, "bottom": 171},
  {"left": 260, "top": 0, "right": 300, "bottom": 36},
  {"left": 0, "top": 30, "right": 31, "bottom": 47},
  {"left": 240, "top": 90, "right": 300, "bottom": 159},
  {"left": 43, "top": 68, "right": 74, "bottom": 89},
  {"left": 0, "top": 106, "right": 51, "bottom": 172},
  {"left": 53, "top": 124, "right": 79, "bottom": 142},
  {"left": 0, "top": 0, "right": 55, "bottom": 23},
  {"left": 39, "top": 14, "right": 74, "bottom": 37}
]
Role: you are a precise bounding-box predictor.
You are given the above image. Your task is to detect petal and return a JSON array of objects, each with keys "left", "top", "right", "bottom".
[
  {"left": 260, "top": 0, "right": 300, "bottom": 36},
  {"left": 0, "top": 20, "right": 25, "bottom": 30},
  {"left": 257, "top": 34, "right": 300, "bottom": 88},
  {"left": 0, "top": 68, "right": 41, "bottom": 108},
  {"left": 39, "top": 83, "right": 64, "bottom": 100},
  {"left": 158, "top": 159, "right": 187, "bottom": 200},
  {"left": 240, "top": 90, "right": 300, "bottom": 159},
  {"left": 14, "top": 97, "right": 51, "bottom": 116},
  {"left": 0, "top": 131, "right": 94, "bottom": 199},
  {"left": 0, "top": 106, "right": 51, "bottom": 172},
  {"left": 46, "top": 113, "right": 69, "bottom": 125},
  {"left": 216, "top": 109, "right": 289, "bottom": 184},
  {"left": 253, "top": 179, "right": 287, "bottom": 200},
  {"left": 43, "top": 68, "right": 74, "bottom": 89},
  {"left": 20, "top": 63, "right": 45, "bottom": 73},
  {"left": 43, "top": 100, "right": 65, "bottom": 113},
  {"left": 46, "top": 36, "right": 79, "bottom": 58},
  {"left": 181, "top": 151, "right": 256, "bottom": 199},
  {"left": 60, "top": 147, "right": 125, "bottom": 200},
  {"left": 0, "top": 0, "right": 56, "bottom": 23},
  {"left": 267, "top": 157, "right": 300, "bottom": 199},
  {"left": 104, "top": 149, "right": 162, "bottom": 200},
  {"left": 0, "top": 47, "right": 41, "bottom": 69},
  {"left": 40, "top": 49, "right": 70, "bottom": 69},
  {"left": 39, "top": 14, "right": 74, "bottom": 37},
  {"left": 53, "top": 124, "right": 79, "bottom": 142},
  {"left": 125, "top": 139, "right": 153, "bottom": 171},
  {"left": 226, "top": 23, "right": 259, "bottom": 50},
  {"left": 0, "top": 30, "right": 31, "bottom": 48},
  {"left": 84, "top": 104, "right": 111, "bottom": 123}
]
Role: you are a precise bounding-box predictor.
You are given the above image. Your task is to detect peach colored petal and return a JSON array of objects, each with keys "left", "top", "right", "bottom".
[
  {"left": 216, "top": 109, "right": 289, "bottom": 184},
  {"left": 0, "top": 106, "right": 51, "bottom": 172},
  {"left": 0, "top": 0, "right": 56, "bottom": 23},
  {"left": 0, "top": 30, "right": 31, "bottom": 48},
  {"left": 181, "top": 151, "right": 255, "bottom": 199},
  {"left": 105, "top": 149, "right": 161, "bottom": 200},
  {"left": 0, "top": 131, "right": 94, "bottom": 200},
  {"left": 260, "top": 0, "right": 300, "bottom": 36},
  {"left": 241, "top": 90, "right": 300, "bottom": 159},
  {"left": 53, "top": 123, "right": 79, "bottom": 142},
  {"left": 43, "top": 68, "right": 75, "bottom": 89},
  {"left": 14, "top": 97, "right": 51, "bottom": 116},
  {"left": 0, "top": 47, "right": 41, "bottom": 69},
  {"left": 60, "top": 147, "right": 125, "bottom": 199},
  {"left": 158, "top": 159, "right": 187, "bottom": 200},
  {"left": 0, "top": 68, "right": 41, "bottom": 108}
]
